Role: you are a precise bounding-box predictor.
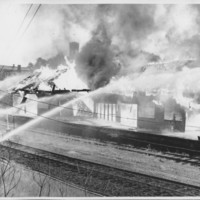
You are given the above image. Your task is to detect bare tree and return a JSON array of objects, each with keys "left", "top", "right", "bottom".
[
  {"left": 46, "top": 182, "right": 51, "bottom": 197},
  {"left": 32, "top": 172, "right": 51, "bottom": 197},
  {"left": 104, "top": 179, "right": 110, "bottom": 194},
  {"left": 0, "top": 141, "right": 21, "bottom": 197},
  {"left": 0, "top": 160, "right": 21, "bottom": 197},
  {"left": 76, "top": 161, "right": 80, "bottom": 174},
  {"left": 57, "top": 184, "right": 68, "bottom": 197},
  {"left": 84, "top": 166, "right": 94, "bottom": 196}
]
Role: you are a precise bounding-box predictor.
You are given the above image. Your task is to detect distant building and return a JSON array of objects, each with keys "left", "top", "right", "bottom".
[{"left": 0, "top": 65, "right": 32, "bottom": 81}]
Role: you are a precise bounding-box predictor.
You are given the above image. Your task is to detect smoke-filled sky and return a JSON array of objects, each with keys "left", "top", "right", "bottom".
[
  {"left": 0, "top": 4, "right": 96, "bottom": 66},
  {"left": 1, "top": 4, "right": 200, "bottom": 65},
  {"left": 2, "top": 4, "right": 200, "bottom": 90}
]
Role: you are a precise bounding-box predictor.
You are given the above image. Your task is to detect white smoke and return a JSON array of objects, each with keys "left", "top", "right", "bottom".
[
  {"left": 0, "top": 74, "right": 28, "bottom": 91},
  {"left": 2, "top": 4, "right": 200, "bottom": 108},
  {"left": 0, "top": 4, "right": 199, "bottom": 68},
  {"left": 0, "top": 4, "right": 97, "bottom": 66}
]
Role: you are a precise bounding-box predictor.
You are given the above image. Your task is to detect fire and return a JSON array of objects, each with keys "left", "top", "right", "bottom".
[
  {"left": 12, "top": 57, "right": 88, "bottom": 93},
  {"left": 53, "top": 60, "right": 88, "bottom": 90}
]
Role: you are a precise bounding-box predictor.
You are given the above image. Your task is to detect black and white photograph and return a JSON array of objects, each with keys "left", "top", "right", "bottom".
[{"left": 0, "top": 0, "right": 200, "bottom": 198}]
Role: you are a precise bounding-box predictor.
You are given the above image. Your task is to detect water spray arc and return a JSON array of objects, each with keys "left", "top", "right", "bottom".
[{"left": 0, "top": 87, "right": 104, "bottom": 142}]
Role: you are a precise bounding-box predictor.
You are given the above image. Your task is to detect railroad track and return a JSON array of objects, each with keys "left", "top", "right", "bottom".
[
  {"left": 16, "top": 119, "right": 200, "bottom": 156},
  {"left": 2, "top": 122, "right": 200, "bottom": 195},
  {"left": 0, "top": 141, "right": 200, "bottom": 196},
  {"left": 2, "top": 120, "right": 200, "bottom": 170},
  {"left": 22, "top": 126, "right": 200, "bottom": 168},
  {"left": 2, "top": 119, "right": 200, "bottom": 156}
]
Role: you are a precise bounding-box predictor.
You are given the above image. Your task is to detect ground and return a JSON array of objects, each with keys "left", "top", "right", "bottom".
[
  {"left": 7, "top": 125, "right": 200, "bottom": 189},
  {"left": 0, "top": 161, "right": 97, "bottom": 197}
]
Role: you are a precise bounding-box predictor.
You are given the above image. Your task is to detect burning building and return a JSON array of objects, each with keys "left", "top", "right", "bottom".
[
  {"left": 91, "top": 92, "right": 186, "bottom": 132},
  {"left": 0, "top": 64, "right": 32, "bottom": 109},
  {"left": 10, "top": 89, "right": 186, "bottom": 133},
  {"left": 7, "top": 42, "right": 196, "bottom": 134}
]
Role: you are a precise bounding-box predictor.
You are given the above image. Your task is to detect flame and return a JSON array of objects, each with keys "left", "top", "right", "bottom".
[
  {"left": 13, "top": 57, "right": 88, "bottom": 92},
  {"left": 53, "top": 60, "right": 88, "bottom": 90}
]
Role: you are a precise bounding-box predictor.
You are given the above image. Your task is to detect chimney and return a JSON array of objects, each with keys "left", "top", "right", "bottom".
[
  {"left": 69, "top": 42, "right": 79, "bottom": 61},
  {"left": 17, "top": 65, "right": 21, "bottom": 72}
]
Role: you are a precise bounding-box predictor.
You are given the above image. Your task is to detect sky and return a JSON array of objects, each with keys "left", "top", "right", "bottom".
[
  {"left": 0, "top": 3, "right": 94, "bottom": 66},
  {"left": 1, "top": 4, "right": 200, "bottom": 71}
]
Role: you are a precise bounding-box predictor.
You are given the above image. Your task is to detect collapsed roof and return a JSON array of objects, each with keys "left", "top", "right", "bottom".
[{"left": 11, "top": 59, "right": 90, "bottom": 96}]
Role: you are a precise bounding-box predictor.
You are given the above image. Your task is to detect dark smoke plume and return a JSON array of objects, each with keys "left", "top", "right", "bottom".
[
  {"left": 96, "top": 4, "right": 156, "bottom": 40},
  {"left": 76, "top": 5, "right": 160, "bottom": 89},
  {"left": 76, "top": 23, "right": 121, "bottom": 90},
  {"left": 29, "top": 53, "right": 66, "bottom": 69},
  {"left": 27, "top": 5, "right": 200, "bottom": 91},
  {"left": 114, "top": 5, "right": 157, "bottom": 40}
]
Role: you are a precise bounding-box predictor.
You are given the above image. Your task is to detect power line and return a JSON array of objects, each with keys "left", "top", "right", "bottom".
[
  {"left": 0, "top": 88, "right": 199, "bottom": 130},
  {"left": 0, "top": 99, "right": 112, "bottom": 131},
  {"left": 7, "top": 4, "right": 42, "bottom": 61},
  {"left": 0, "top": 88, "right": 161, "bottom": 125},
  {"left": 0, "top": 99, "right": 179, "bottom": 134},
  {"left": 19, "top": 4, "right": 42, "bottom": 39},
  {"left": 0, "top": 88, "right": 160, "bottom": 126},
  {"left": 15, "top": 4, "right": 33, "bottom": 38}
]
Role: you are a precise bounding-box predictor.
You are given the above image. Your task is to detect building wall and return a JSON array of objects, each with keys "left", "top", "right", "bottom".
[
  {"left": 34, "top": 92, "right": 186, "bottom": 132},
  {"left": 0, "top": 93, "right": 13, "bottom": 108},
  {"left": 137, "top": 104, "right": 164, "bottom": 131},
  {"left": 0, "top": 65, "right": 32, "bottom": 81},
  {"left": 94, "top": 103, "right": 118, "bottom": 122},
  {"left": 93, "top": 93, "right": 186, "bottom": 132},
  {"left": 137, "top": 98, "right": 186, "bottom": 132}
]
